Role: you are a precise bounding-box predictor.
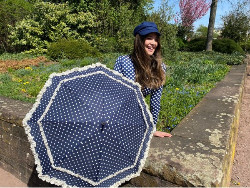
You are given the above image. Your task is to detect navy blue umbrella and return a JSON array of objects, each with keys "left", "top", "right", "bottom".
[{"left": 23, "top": 63, "right": 155, "bottom": 187}]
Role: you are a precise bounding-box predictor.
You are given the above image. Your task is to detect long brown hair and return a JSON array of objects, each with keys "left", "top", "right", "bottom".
[{"left": 131, "top": 34, "right": 165, "bottom": 89}]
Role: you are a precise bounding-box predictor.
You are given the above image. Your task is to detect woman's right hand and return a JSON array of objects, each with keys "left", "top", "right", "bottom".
[{"left": 153, "top": 131, "right": 172, "bottom": 138}]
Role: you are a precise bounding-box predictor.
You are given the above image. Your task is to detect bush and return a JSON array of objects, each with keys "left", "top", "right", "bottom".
[
  {"left": 47, "top": 38, "right": 100, "bottom": 60},
  {"left": 186, "top": 38, "right": 206, "bottom": 52},
  {"left": 240, "top": 40, "right": 250, "bottom": 53},
  {"left": 0, "top": 0, "right": 33, "bottom": 53},
  {"left": 212, "top": 38, "right": 244, "bottom": 54},
  {"left": 91, "top": 36, "right": 119, "bottom": 53},
  {"left": 186, "top": 38, "right": 244, "bottom": 54},
  {"left": 8, "top": 1, "right": 96, "bottom": 53},
  {"left": 176, "top": 37, "right": 186, "bottom": 51}
]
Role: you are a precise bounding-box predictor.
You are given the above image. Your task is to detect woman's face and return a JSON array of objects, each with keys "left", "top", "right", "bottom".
[{"left": 144, "top": 33, "right": 158, "bottom": 56}]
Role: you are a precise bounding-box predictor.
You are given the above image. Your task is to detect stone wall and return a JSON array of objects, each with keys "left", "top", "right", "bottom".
[
  {"left": 0, "top": 96, "right": 54, "bottom": 186},
  {"left": 0, "top": 61, "right": 247, "bottom": 187},
  {"left": 130, "top": 63, "right": 247, "bottom": 187}
]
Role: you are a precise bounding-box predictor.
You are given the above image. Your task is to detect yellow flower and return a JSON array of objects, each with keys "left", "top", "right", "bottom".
[
  {"left": 21, "top": 89, "right": 26, "bottom": 93},
  {"left": 18, "top": 79, "right": 22, "bottom": 83},
  {"left": 23, "top": 82, "right": 29, "bottom": 85},
  {"left": 25, "top": 66, "right": 33, "bottom": 70},
  {"left": 176, "top": 88, "right": 180, "bottom": 91}
]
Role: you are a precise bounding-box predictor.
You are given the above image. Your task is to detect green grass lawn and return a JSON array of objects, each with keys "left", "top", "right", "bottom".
[{"left": 0, "top": 51, "right": 245, "bottom": 131}]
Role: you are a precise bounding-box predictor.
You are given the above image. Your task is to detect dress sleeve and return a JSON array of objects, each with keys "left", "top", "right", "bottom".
[
  {"left": 150, "top": 85, "right": 163, "bottom": 126},
  {"left": 114, "top": 56, "right": 135, "bottom": 81},
  {"left": 114, "top": 56, "right": 123, "bottom": 74}
]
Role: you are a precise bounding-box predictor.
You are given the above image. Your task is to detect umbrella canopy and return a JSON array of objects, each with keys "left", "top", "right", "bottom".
[{"left": 23, "top": 63, "right": 155, "bottom": 187}]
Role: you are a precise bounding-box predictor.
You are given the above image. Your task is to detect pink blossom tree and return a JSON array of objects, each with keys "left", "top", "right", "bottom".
[
  {"left": 177, "top": 0, "right": 211, "bottom": 39},
  {"left": 179, "top": 0, "right": 211, "bottom": 28}
]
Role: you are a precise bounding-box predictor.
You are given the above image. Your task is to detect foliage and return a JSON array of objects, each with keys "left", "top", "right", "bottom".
[
  {"left": 47, "top": 38, "right": 100, "bottom": 60},
  {"left": 157, "top": 51, "right": 246, "bottom": 131},
  {"left": 176, "top": 25, "right": 193, "bottom": 40},
  {"left": 186, "top": 37, "right": 206, "bottom": 52},
  {"left": 0, "top": 52, "right": 119, "bottom": 102},
  {"left": 221, "top": 0, "right": 250, "bottom": 42},
  {"left": 193, "top": 25, "right": 219, "bottom": 39},
  {"left": 176, "top": 37, "right": 186, "bottom": 51},
  {"left": 186, "top": 38, "right": 244, "bottom": 54},
  {"left": 239, "top": 40, "right": 250, "bottom": 53},
  {"left": 0, "top": 51, "right": 244, "bottom": 131},
  {"left": 212, "top": 38, "right": 244, "bottom": 54},
  {"left": 6, "top": 0, "right": 162, "bottom": 55},
  {"left": 148, "top": 0, "right": 178, "bottom": 61},
  {"left": 172, "top": 51, "right": 245, "bottom": 65},
  {"left": 0, "top": 52, "right": 37, "bottom": 61},
  {"left": 8, "top": 1, "right": 96, "bottom": 53},
  {"left": 177, "top": 0, "right": 211, "bottom": 39},
  {"left": 195, "top": 25, "right": 208, "bottom": 38},
  {"left": 0, "top": 0, "right": 33, "bottom": 53},
  {"left": 179, "top": 0, "right": 211, "bottom": 27}
]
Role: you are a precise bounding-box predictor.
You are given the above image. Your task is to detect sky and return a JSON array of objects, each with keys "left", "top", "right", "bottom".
[{"left": 152, "top": 0, "right": 233, "bottom": 31}]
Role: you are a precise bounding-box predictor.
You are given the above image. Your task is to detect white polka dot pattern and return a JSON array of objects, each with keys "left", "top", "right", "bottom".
[
  {"left": 23, "top": 63, "right": 155, "bottom": 187},
  {"left": 114, "top": 55, "right": 166, "bottom": 125}
]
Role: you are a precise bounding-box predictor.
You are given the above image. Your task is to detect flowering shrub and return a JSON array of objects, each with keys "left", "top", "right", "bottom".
[
  {"left": 179, "top": 0, "right": 211, "bottom": 27},
  {"left": 8, "top": 2, "right": 96, "bottom": 53}
]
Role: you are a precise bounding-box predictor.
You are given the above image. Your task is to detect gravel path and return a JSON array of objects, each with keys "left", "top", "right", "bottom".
[
  {"left": 0, "top": 168, "right": 27, "bottom": 187},
  {"left": 230, "top": 61, "right": 250, "bottom": 187}
]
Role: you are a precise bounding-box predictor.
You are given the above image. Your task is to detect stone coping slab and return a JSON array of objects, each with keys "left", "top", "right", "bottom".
[
  {"left": 0, "top": 96, "right": 32, "bottom": 125},
  {"left": 0, "top": 62, "right": 247, "bottom": 187},
  {"left": 142, "top": 63, "right": 247, "bottom": 187}
]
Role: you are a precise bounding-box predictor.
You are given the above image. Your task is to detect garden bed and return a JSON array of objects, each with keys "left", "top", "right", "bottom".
[
  {"left": 0, "top": 52, "right": 245, "bottom": 131},
  {"left": 0, "top": 56, "right": 50, "bottom": 73}
]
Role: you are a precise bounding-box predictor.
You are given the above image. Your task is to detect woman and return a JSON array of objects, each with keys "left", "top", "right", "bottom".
[{"left": 114, "top": 21, "right": 172, "bottom": 138}]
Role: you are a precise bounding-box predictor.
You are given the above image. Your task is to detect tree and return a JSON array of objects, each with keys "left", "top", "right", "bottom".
[
  {"left": 221, "top": 1, "right": 250, "bottom": 42},
  {"left": 0, "top": 0, "right": 33, "bottom": 53},
  {"left": 8, "top": 0, "right": 154, "bottom": 54},
  {"left": 195, "top": 25, "right": 208, "bottom": 38},
  {"left": 178, "top": 0, "right": 211, "bottom": 39},
  {"left": 194, "top": 25, "right": 219, "bottom": 38},
  {"left": 8, "top": 2, "right": 96, "bottom": 53},
  {"left": 205, "top": 0, "right": 218, "bottom": 51},
  {"left": 179, "top": 0, "right": 211, "bottom": 27},
  {"left": 206, "top": 0, "right": 250, "bottom": 51},
  {"left": 148, "top": 0, "right": 178, "bottom": 60}
]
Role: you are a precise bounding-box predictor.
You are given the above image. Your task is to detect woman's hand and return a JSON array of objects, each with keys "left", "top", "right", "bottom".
[{"left": 153, "top": 131, "right": 172, "bottom": 138}]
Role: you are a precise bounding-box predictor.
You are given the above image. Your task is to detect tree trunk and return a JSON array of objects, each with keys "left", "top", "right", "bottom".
[{"left": 206, "top": 0, "right": 218, "bottom": 51}]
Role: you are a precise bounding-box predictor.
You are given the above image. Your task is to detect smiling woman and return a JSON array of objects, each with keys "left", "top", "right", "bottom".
[
  {"left": 144, "top": 33, "right": 158, "bottom": 56},
  {"left": 114, "top": 21, "right": 172, "bottom": 138}
]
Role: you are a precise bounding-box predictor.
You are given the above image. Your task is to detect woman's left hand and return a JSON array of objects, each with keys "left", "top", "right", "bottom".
[{"left": 153, "top": 131, "right": 172, "bottom": 138}]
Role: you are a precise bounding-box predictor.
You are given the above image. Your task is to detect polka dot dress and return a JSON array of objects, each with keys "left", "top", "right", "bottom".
[
  {"left": 114, "top": 55, "right": 166, "bottom": 125},
  {"left": 23, "top": 63, "right": 154, "bottom": 187}
]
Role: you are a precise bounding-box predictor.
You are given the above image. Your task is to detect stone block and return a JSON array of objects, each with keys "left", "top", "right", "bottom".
[
  {"left": 129, "top": 171, "right": 179, "bottom": 187},
  {"left": 12, "top": 125, "right": 27, "bottom": 139},
  {"left": 1, "top": 120, "right": 12, "bottom": 133}
]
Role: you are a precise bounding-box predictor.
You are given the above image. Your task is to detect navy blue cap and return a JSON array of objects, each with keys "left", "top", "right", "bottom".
[{"left": 133, "top": 21, "right": 161, "bottom": 36}]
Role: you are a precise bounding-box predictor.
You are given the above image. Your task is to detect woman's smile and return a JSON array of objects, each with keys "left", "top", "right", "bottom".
[{"left": 144, "top": 33, "right": 158, "bottom": 56}]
